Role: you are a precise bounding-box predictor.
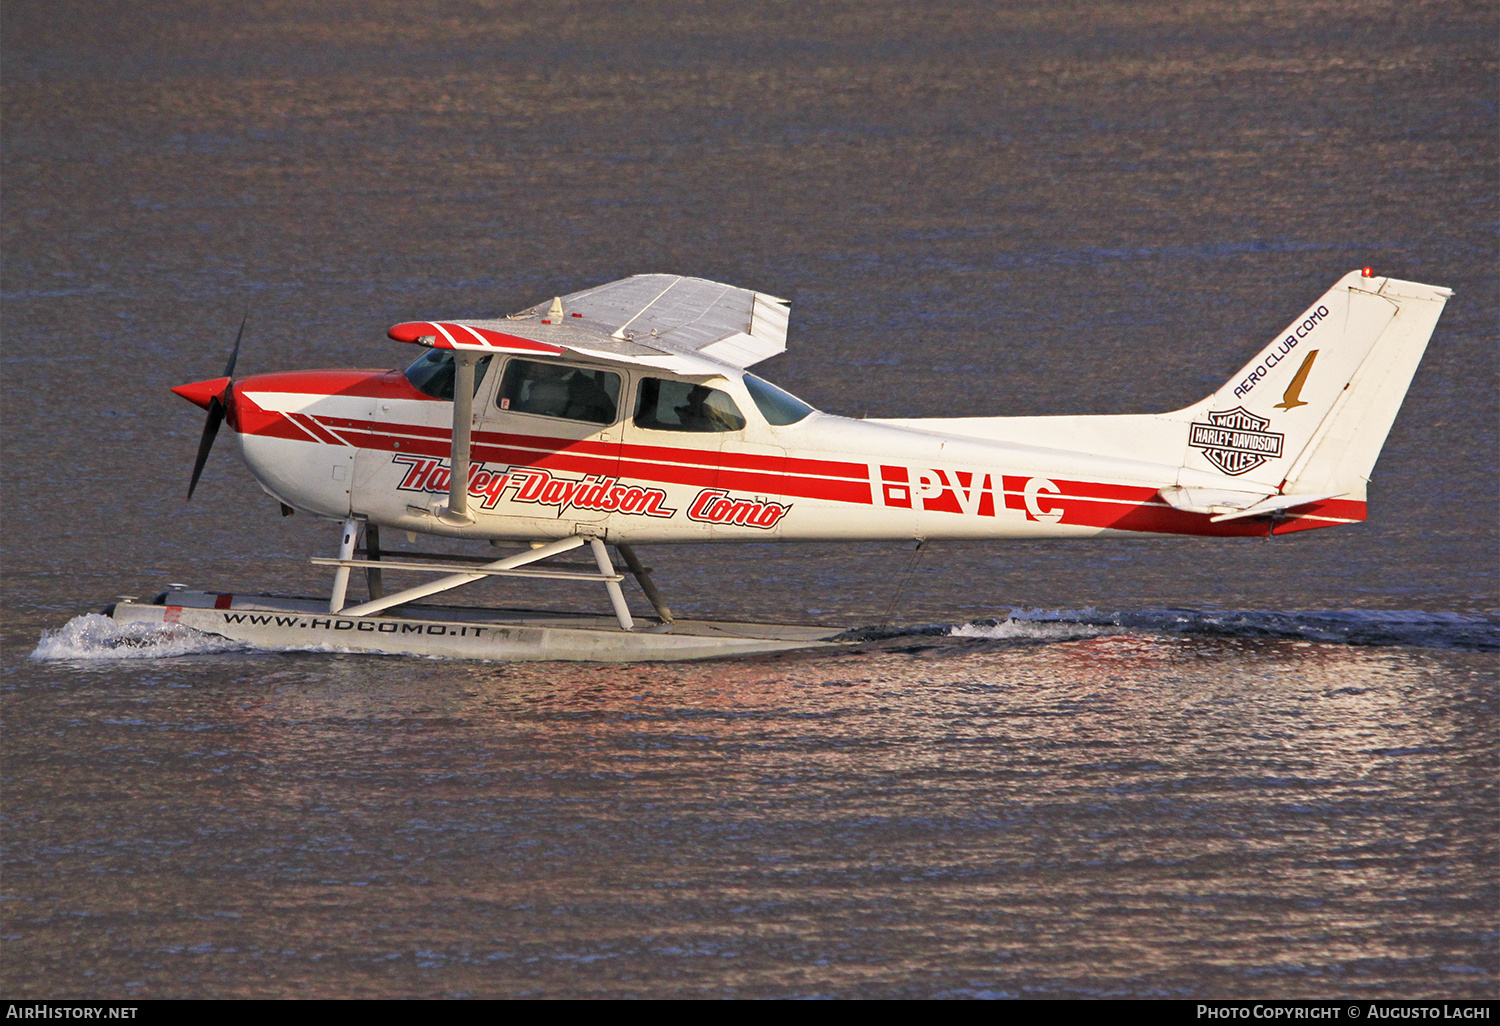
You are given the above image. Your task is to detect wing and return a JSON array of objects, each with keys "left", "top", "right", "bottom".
[{"left": 387, "top": 274, "right": 791, "bottom": 375}]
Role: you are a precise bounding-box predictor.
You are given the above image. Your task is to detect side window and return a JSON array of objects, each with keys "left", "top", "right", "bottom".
[
  {"left": 634, "top": 378, "right": 747, "bottom": 432},
  {"left": 404, "top": 350, "right": 492, "bottom": 401},
  {"left": 496, "top": 359, "right": 620, "bottom": 424}
]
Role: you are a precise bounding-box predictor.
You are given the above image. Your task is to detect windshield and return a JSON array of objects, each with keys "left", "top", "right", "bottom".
[
  {"left": 404, "top": 350, "right": 492, "bottom": 400},
  {"left": 743, "top": 373, "right": 815, "bottom": 425}
]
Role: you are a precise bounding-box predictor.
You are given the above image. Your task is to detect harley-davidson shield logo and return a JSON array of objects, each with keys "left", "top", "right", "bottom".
[{"left": 1188, "top": 407, "right": 1285, "bottom": 476}]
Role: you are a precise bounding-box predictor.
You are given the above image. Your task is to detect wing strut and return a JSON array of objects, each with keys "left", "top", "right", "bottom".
[{"left": 441, "top": 353, "right": 481, "bottom": 524}]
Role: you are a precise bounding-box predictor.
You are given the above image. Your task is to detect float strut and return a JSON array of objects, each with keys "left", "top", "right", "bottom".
[
  {"left": 364, "top": 523, "right": 385, "bottom": 600},
  {"left": 338, "top": 536, "right": 587, "bottom": 618},
  {"left": 616, "top": 543, "right": 672, "bottom": 623},
  {"left": 328, "top": 517, "right": 360, "bottom": 613},
  {"left": 590, "top": 538, "right": 635, "bottom": 631}
]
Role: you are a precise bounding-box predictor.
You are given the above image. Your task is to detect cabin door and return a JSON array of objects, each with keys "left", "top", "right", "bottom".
[
  {"left": 472, "top": 357, "right": 624, "bottom": 531},
  {"left": 621, "top": 375, "right": 788, "bottom": 539}
]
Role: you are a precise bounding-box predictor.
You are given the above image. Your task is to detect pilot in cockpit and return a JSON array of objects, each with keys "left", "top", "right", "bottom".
[
  {"left": 564, "top": 372, "right": 616, "bottom": 423},
  {"left": 518, "top": 362, "right": 571, "bottom": 417},
  {"left": 675, "top": 384, "right": 730, "bottom": 431}
]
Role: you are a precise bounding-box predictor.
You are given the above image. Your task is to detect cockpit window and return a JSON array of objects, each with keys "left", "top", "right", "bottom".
[
  {"left": 743, "top": 373, "right": 815, "bottom": 425},
  {"left": 496, "top": 359, "right": 620, "bottom": 424},
  {"left": 404, "top": 350, "right": 492, "bottom": 401},
  {"left": 634, "top": 378, "right": 746, "bottom": 432}
]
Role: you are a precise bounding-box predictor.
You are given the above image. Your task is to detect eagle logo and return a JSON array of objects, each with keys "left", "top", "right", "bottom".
[{"left": 1274, "top": 349, "right": 1320, "bottom": 411}]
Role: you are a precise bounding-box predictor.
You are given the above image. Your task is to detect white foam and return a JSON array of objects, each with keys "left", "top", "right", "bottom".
[
  {"left": 950, "top": 618, "right": 1114, "bottom": 641},
  {"left": 30, "top": 613, "right": 250, "bottom": 661}
]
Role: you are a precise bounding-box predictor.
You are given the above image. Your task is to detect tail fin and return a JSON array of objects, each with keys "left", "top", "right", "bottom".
[
  {"left": 869, "top": 269, "right": 1450, "bottom": 525},
  {"left": 1174, "top": 270, "right": 1451, "bottom": 505}
]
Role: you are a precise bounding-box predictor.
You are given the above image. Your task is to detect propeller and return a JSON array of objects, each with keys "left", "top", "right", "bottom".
[{"left": 185, "top": 313, "right": 247, "bottom": 500}]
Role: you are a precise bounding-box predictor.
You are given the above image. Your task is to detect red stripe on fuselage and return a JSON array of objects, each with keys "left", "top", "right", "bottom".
[
  {"left": 230, "top": 388, "right": 320, "bottom": 442},
  {"left": 1072, "top": 495, "right": 1365, "bottom": 536},
  {"left": 991, "top": 475, "right": 1366, "bottom": 536},
  {"left": 287, "top": 412, "right": 348, "bottom": 446},
  {"left": 237, "top": 402, "right": 1360, "bottom": 536},
  {"left": 235, "top": 369, "right": 436, "bottom": 402},
  {"left": 278, "top": 414, "right": 876, "bottom": 505},
  {"left": 314, "top": 416, "right": 453, "bottom": 440}
]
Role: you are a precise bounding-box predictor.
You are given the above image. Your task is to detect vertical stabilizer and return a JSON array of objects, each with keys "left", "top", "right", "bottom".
[
  {"left": 1176, "top": 271, "right": 1450, "bottom": 499},
  {"left": 1278, "top": 276, "right": 1451, "bottom": 498}
]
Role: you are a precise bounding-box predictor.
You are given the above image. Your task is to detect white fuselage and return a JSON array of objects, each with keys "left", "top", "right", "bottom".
[{"left": 229, "top": 359, "right": 1360, "bottom": 545}]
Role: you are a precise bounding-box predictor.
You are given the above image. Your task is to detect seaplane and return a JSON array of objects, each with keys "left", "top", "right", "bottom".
[{"left": 106, "top": 268, "right": 1452, "bottom": 660}]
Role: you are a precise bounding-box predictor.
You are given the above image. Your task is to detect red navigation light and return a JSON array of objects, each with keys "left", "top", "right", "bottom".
[
  {"left": 387, "top": 321, "right": 435, "bottom": 343},
  {"left": 1361, "top": 267, "right": 1375, "bottom": 277}
]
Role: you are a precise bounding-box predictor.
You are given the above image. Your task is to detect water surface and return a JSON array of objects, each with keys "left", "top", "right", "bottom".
[{"left": 3, "top": 0, "right": 1495, "bottom": 999}]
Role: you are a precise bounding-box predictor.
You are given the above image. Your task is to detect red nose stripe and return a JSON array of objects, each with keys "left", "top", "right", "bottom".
[{"left": 171, "top": 376, "right": 231, "bottom": 411}]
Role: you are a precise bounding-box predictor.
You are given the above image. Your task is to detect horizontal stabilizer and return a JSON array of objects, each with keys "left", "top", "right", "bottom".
[
  {"left": 1159, "top": 485, "right": 1346, "bottom": 520},
  {"left": 1208, "top": 492, "right": 1346, "bottom": 523},
  {"left": 1158, "top": 486, "right": 1276, "bottom": 515}
]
